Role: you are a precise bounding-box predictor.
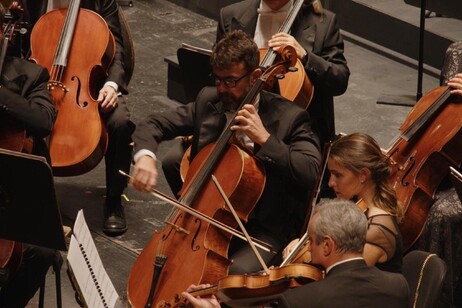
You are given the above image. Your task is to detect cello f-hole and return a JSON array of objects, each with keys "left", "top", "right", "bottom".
[
  {"left": 191, "top": 218, "right": 201, "bottom": 252},
  {"left": 401, "top": 156, "right": 415, "bottom": 187},
  {"left": 70, "top": 75, "right": 88, "bottom": 108}
]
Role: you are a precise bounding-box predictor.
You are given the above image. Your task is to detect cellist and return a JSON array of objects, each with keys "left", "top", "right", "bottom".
[
  {"left": 18, "top": 0, "right": 135, "bottom": 236},
  {"left": 0, "top": 4, "right": 57, "bottom": 306},
  {"left": 183, "top": 200, "right": 409, "bottom": 308},
  {"left": 163, "top": 0, "right": 350, "bottom": 197},
  {"left": 217, "top": 0, "right": 350, "bottom": 146},
  {"left": 131, "top": 30, "right": 321, "bottom": 274}
]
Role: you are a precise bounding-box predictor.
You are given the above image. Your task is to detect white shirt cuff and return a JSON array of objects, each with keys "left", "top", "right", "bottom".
[
  {"left": 134, "top": 149, "right": 157, "bottom": 163},
  {"left": 104, "top": 81, "right": 120, "bottom": 94}
]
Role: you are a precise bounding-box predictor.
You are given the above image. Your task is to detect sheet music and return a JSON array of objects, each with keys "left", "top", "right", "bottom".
[{"left": 67, "top": 210, "right": 119, "bottom": 308}]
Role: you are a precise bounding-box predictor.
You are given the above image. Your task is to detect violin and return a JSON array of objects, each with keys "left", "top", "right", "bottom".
[
  {"left": 29, "top": 0, "right": 112, "bottom": 176},
  {"left": 169, "top": 263, "right": 324, "bottom": 307}
]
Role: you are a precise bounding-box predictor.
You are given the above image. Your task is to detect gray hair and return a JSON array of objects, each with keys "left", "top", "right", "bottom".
[{"left": 312, "top": 199, "right": 367, "bottom": 254}]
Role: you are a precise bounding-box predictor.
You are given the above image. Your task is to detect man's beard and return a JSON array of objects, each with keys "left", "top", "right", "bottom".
[{"left": 219, "top": 88, "right": 249, "bottom": 111}]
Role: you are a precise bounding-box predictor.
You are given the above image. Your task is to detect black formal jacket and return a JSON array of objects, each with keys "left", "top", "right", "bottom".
[
  {"left": 0, "top": 57, "right": 56, "bottom": 159},
  {"left": 278, "top": 259, "right": 410, "bottom": 308},
  {"left": 133, "top": 87, "right": 321, "bottom": 239},
  {"left": 19, "top": 0, "right": 128, "bottom": 93},
  {"left": 217, "top": 0, "right": 350, "bottom": 145}
]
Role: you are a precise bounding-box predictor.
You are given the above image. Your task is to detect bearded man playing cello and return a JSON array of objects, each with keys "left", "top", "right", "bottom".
[
  {"left": 162, "top": 0, "right": 349, "bottom": 198},
  {"left": 131, "top": 30, "right": 321, "bottom": 274}
]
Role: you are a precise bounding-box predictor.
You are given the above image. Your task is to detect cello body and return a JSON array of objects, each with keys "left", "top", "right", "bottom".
[
  {"left": 29, "top": 6, "right": 113, "bottom": 176},
  {"left": 127, "top": 144, "right": 265, "bottom": 308},
  {"left": 387, "top": 86, "right": 462, "bottom": 250},
  {"left": 259, "top": 49, "right": 313, "bottom": 110}
]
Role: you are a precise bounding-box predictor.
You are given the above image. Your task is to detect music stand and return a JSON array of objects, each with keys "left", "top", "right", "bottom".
[
  {"left": 450, "top": 166, "right": 462, "bottom": 203},
  {"left": 377, "top": 0, "right": 427, "bottom": 107},
  {"left": 0, "top": 148, "right": 66, "bottom": 251}
]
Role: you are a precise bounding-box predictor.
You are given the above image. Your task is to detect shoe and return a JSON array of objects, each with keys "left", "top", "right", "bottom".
[{"left": 103, "top": 202, "right": 128, "bottom": 236}]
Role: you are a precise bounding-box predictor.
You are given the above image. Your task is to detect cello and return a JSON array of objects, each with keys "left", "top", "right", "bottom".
[
  {"left": 127, "top": 45, "right": 300, "bottom": 308},
  {"left": 29, "top": 0, "right": 113, "bottom": 176},
  {"left": 386, "top": 85, "right": 462, "bottom": 250}
]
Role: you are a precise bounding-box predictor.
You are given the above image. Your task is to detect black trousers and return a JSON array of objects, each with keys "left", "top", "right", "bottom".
[
  {"left": 0, "top": 245, "right": 57, "bottom": 307},
  {"left": 101, "top": 96, "right": 135, "bottom": 201}
]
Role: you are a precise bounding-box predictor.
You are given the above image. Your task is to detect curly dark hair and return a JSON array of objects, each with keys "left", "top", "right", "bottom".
[{"left": 210, "top": 30, "right": 259, "bottom": 72}]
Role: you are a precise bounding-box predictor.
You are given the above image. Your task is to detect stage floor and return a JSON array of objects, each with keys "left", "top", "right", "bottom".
[{"left": 28, "top": 0, "right": 450, "bottom": 306}]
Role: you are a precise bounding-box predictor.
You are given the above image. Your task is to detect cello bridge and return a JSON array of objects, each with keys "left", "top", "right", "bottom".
[{"left": 164, "top": 221, "right": 190, "bottom": 235}]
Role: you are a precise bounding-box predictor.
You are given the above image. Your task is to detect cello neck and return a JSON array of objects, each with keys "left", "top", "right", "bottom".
[
  {"left": 400, "top": 87, "right": 451, "bottom": 142},
  {"left": 259, "top": 0, "right": 305, "bottom": 68},
  {"left": 52, "top": 0, "right": 81, "bottom": 69},
  {"left": 179, "top": 78, "right": 265, "bottom": 206}
]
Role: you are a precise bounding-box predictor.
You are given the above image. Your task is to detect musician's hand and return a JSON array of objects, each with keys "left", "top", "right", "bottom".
[
  {"left": 182, "top": 284, "right": 220, "bottom": 308},
  {"left": 448, "top": 73, "right": 462, "bottom": 96},
  {"left": 283, "top": 238, "right": 300, "bottom": 260},
  {"left": 268, "top": 33, "right": 306, "bottom": 60},
  {"left": 231, "top": 104, "right": 270, "bottom": 146},
  {"left": 98, "top": 85, "right": 118, "bottom": 113},
  {"left": 131, "top": 156, "right": 158, "bottom": 192}
]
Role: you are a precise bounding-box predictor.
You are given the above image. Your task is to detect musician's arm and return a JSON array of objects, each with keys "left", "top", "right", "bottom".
[
  {"left": 0, "top": 61, "right": 56, "bottom": 138},
  {"left": 98, "top": 0, "right": 127, "bottom": 94},
  {"left": 448, "top": 73, "right": 462, "bottom": 96},
  {"left": 301, "top": 12, "right": 349, "bottom": 96}
]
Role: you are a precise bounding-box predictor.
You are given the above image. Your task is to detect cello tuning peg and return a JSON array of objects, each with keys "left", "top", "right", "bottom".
[
  {"left": 288, "top": 67, "right": 298, "bottom": 72},
  {"left": 275, "top": 74, "right": 285, "bottom": 80}
]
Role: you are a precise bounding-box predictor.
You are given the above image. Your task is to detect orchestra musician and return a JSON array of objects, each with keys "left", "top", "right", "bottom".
[
  {"left": 418, "top": 68, "right": 462, "bottom": 306},
  {"left": 0, "top": 3, "right": 58, "bottom": 306},
  {"left": 284, "top": 133, "right": 405, "bottom": 273},
  {"left": 217, "top": 0, "right": 350, "bottom": 146},
  {"left": 162, "top": 0, "right": 349, "bottom": 197},
  {"left": 18, "top": 0, "right": 136, "bottom": 236},
  {"left": 183, "top": 199, "right": 410, "bottom": 308},
  {"left": 131, "top": 30, "right": 322, "bottom": 274}
]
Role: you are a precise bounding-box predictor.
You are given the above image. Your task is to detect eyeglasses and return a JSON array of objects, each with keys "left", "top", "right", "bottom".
[{"left": 211, "top": 70, "right": 251, "bottom": 88}]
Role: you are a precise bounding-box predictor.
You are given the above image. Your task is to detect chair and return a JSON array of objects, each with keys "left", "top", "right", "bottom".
[{"left": 402, "top": 250, "right": 447, "bottom": 308}]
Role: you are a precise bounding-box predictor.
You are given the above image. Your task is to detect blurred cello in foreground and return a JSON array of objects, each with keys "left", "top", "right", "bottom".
[
  {"left": 386, "top": 85, "right": 462, "bottom": 250},
  {"left": 0, "top": 0, "right": 25, "bottom": 285},
  {"left": 29, "top": 0, "right": 113, "bottom": 176}
]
